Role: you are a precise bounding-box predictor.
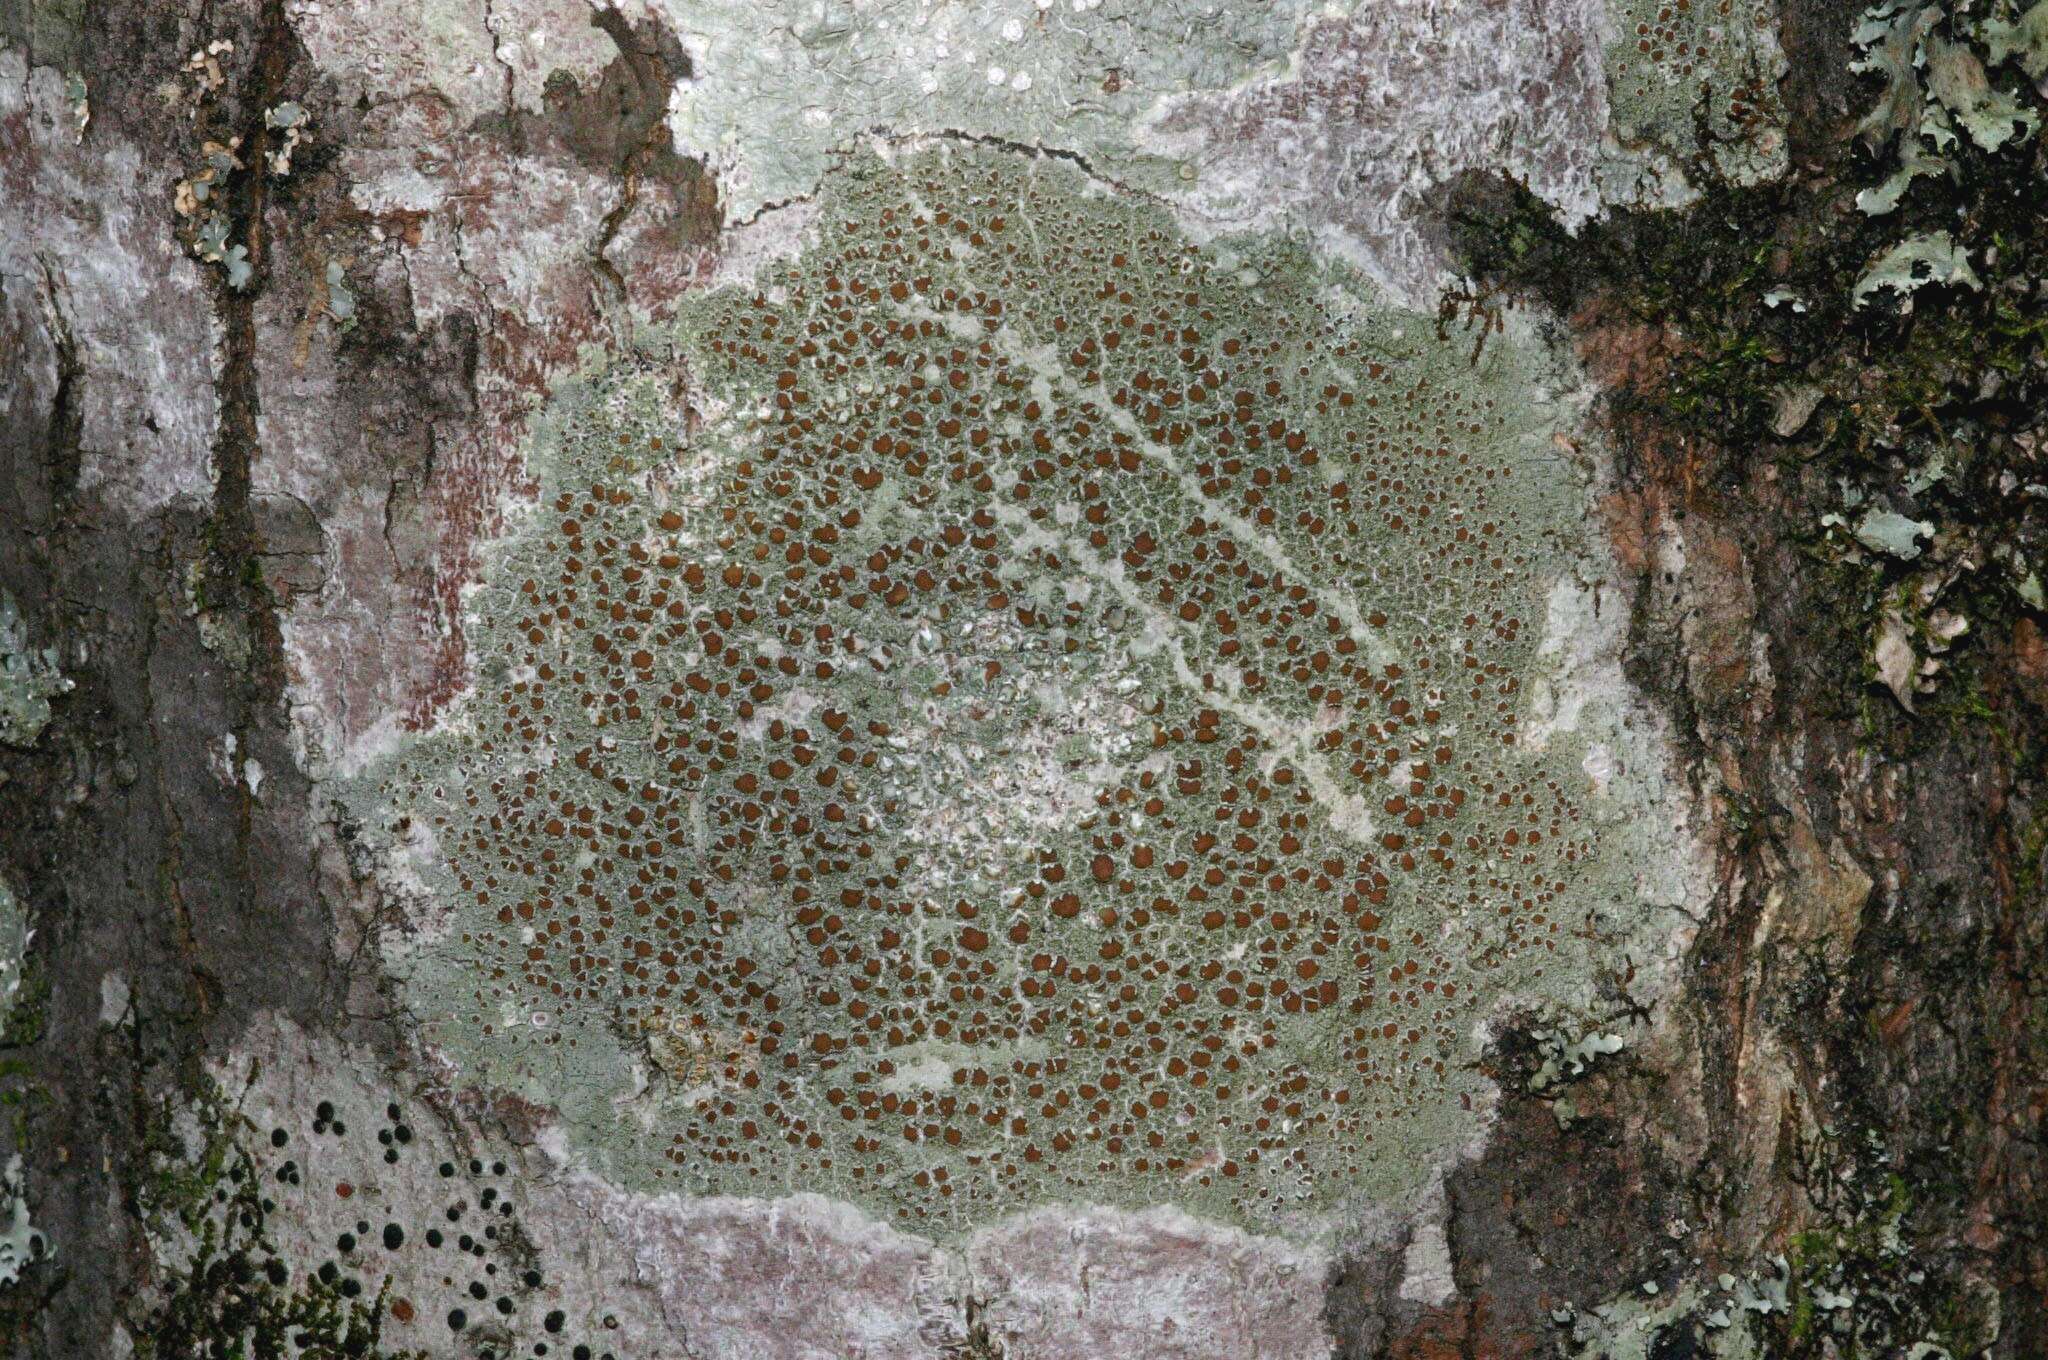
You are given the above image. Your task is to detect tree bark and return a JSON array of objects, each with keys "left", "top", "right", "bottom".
[{"left": 2, "top": 0, "right": 2043, "bottom": 1356}]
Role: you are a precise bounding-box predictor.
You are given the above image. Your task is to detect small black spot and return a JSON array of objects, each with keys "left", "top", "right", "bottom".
[
  {"left": 545, "top": 1310, "right": 566, "bottom": 1334},
  {"left": 316, "top": 1100, "right": 335, "bottom": 1121},
  {"left": 497, "top": 1296, "right": 514, "bottom": 1315},
  {"left": 426, "top": 1228, "right": 445, "bottom": 1248},
  {"left": 449, "top": 1308, "right": 468, "bottom": 1332},
  {"left": 440, "top": 1161, "right": 456, "bottom": 1178},
  {"left": 384, "top": 1223, "right": 405, "bottom": 1250},
  {"left": 270, "top": 1128, "right": 288, "bottom": 1148},
  {"left": 337, "top": 1233, "right": 356, "bottom": 1254}
]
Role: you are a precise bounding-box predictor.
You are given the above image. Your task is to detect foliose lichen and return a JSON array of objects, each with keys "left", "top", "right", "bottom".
[{"left": 0, "top": 589, "right": 69, "bottom": 749}]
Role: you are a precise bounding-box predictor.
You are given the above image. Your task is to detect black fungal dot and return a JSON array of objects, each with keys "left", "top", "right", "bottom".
[
  {"left": 316, "top": 1100, "right": 335, "bottom": 1121},
  {"left": 384, "top": 1223, "right": 405, "bottom": 1250},
  {"left": 440, "top": 1161, "right": 456, "bottom": 1177},
  {"left": 426, "top": 1228, "right": 445, "bottom": 1248},
  {"left": 545, "top": 1310, "right": 566, "bottom": 1334},
  {"left": 270, "top": 1128, "right": 288, "bottom": 1148},
  {"left": 449, "top": 1308, "right": 468, "bottom": 1332}
]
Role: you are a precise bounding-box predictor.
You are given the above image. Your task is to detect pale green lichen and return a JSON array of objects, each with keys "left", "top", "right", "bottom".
[
  {"left": 1852, "top": 231, "right": 1982, "bottom": 308},
  {"left": 659, "top": 0, "right": 1315, "bottom": 221},
  {"left": 1599, "top": 0, "right": 1788, "bottom": 196},
  {"left": 350, "top": 144, "right": 1687, "bottom": 1235},
  {"left": 0, "top": 589, "right": 68, "bottom": 748},
  {"left": 0, "top": 879, "right": 26, "bottom": 1036},
  {"left": 324, "top": 260, "right": 357, "bottom": 329},
  {"left": 1984, "top": 0, "right": 2048, "bottom": 78},
  {"left": 0, "top": 1155, "right": 50, "bottom": 1288},
  {"left": 1530, "top": 1026, "right": 1625, "bottom": 1091},
  {"left": 1851, "top": 0, "right": 2045, "bottom": 224},
  {"left": 263, "top": 101, "right": 307, "bottom": 175},
  {"left": 1852, "top": 507, "right": 1935, "bottom": 559}
]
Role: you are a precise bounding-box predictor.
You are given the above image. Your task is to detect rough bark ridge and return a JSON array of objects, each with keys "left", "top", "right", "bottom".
[{"left": 1, "top": 0, "right": 2043, "bottom": 1355}]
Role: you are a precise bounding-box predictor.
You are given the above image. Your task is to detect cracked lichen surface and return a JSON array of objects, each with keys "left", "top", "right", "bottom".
[
  {"left": 352, "top": 144, "right": 1683, "bottom": 1235},
  {"left": 660, "top": 0, "right": 1315, "bottom": 223}
]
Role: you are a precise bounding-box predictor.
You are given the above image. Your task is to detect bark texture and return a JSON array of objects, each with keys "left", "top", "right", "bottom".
[{"left": 2, "top": 0, "right": 2044, "bottom": 1356}]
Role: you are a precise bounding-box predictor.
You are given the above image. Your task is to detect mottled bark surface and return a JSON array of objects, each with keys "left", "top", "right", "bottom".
[{"left": 2, "top": 0, "right": 2044, "bottom": 1356}]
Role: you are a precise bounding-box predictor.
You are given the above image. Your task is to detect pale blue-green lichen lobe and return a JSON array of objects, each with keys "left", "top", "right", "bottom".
[
  {"left": 0, "top": 590, "right": 68, "bottom": 748},
  {"left": 353, "top": 147, "right": 1660, "bottom": 1234}
]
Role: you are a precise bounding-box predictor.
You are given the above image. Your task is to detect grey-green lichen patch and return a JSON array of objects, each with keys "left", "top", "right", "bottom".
[
  {"left": 0, "top": 589, "right": 69, "bottom": 748},
  {"left": 0, "top": 878, "right": 27, "bottom": 1039},
  {"left": 0, "top": 1154, "right": 50, "bottom": 1288},
  {"left": 1851, "top": 0, "right": 2045, "bottom": 229},
  {"left": 1852, "top": 231, "right": 1983, "bottom": 309},
  {"left": 1530, "top": 1026, "right": 1626, "bottom": 1091},
  {"left": 1562, "top": 1152, "right": 2001, "bottom": 1360},
  {"left": 661, "top": 0, "right": 1627, "bottom": 304},
  {"left": 1599, "top": 0, "right": 1788, "bottom": 196},
  {"left": 348, "top": 143, "right": 1691, "bottom": 1236},
  {"left": 659, "top": 0, "right": 1314, "bottom": 223}
]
